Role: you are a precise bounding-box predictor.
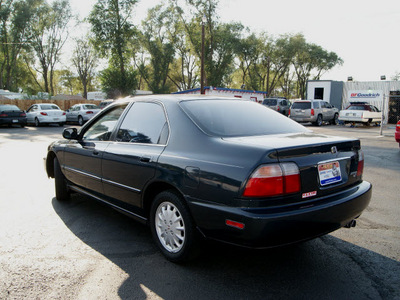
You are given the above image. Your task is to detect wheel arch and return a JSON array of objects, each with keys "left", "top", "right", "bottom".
[{"left": 142, "top": 181, "right": 185, "bottom": 218}]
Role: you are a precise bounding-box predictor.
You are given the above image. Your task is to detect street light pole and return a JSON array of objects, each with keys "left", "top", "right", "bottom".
[{"left": 200, "top": 15, "right": 206, "bottom": 95}]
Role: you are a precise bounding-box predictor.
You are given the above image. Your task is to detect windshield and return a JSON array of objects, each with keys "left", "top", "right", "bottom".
[{"left": 180, "top": 99, "right": 308, "bottom": 137}]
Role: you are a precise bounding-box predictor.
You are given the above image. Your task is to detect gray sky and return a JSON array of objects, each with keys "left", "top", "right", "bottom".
[{"left": 69, "top": 0, "right": 400, "bottom": 82}]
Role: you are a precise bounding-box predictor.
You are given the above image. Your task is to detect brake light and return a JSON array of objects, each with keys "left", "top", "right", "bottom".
[
  {"left": 277, "top": 106, "right": 280, "bottom": 112},
  {"left": 243, "top": 163, "right": 300, "bottom": 197},
  {"left": 397, "top": 121, "right": 400, "bottom": 132},
  {"left": 357, "top": 150, "right": 364, "bottom": 177},
  {"left": 86, "top": 111, "right": 93, "bottom": 114},
  {"left": 311, "top": 108, "right": 315, "bottom": 116},
  {"left": 20, "top": 113, "right": 26, "bottom": 117},
  {"left": 62, "top": 112, "right": 66, "bottom": 115},
  {"left": 0, "top": 113, "right": 8, "bottom": 117},
  {"left": 40, "top": 112, "right": 48, "bottom": 116},
  {"left": 288, "top": 108, "right": 291, "bottom": 116}
]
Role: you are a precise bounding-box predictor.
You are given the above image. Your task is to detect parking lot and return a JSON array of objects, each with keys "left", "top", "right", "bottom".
[{"left": 0, "top": 124, "right": 399, "bottom": 299}]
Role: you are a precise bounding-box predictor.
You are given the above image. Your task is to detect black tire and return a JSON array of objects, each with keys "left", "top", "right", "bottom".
[
  {"left": 54, "top": 158, "right": 70, "bottom": 201},
  {"left": 78, "top": 116, "right": 84, "bottom": 126},
  {"left": 35, "top": 118, "right": 40, "bottom": 127},
  {"left": 59, "top": 122, "right": 65, "bottom": 127},
  {"left": 150, "top": 190, "right": 200, "bottom": 263},
  {"left": 331, "top": 113, "right": 339, "bottom": 125},
  {"left": 313, "top": 114, "right": 323, "bottom": 126}
]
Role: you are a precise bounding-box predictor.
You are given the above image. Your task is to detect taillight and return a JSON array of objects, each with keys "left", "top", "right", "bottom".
[
  {"left": 243, "top": 163, "right": 300, "bottom": 197},
  {"left": 311, "top": 108, "right": 315, "bottom": 116},
  {"left": 62, "top": 112, "right": 66, "bottom": 115},
  {"left": 0, "top": 113, "right": 8, "bottom": 117},
  {"left": 20, "top": 113, "right": 26, "bottom": 117},
  {"left": 396, "top": 121, "right": 400, "bottom": 132},
  {"left": 277, "top": 106, "right": 280, "bottom": 112},
  {"left": 288, "top": 108, "right": 291, "bottom": 116},
  {"left": 357, "top": 150, "right": 364, "bottom": 177},
  {"left": 40, "top": 112, "right": 48, "bottom": 116},
  {"left": 86, "top": 111, "right": 93, "bottom": 114}
]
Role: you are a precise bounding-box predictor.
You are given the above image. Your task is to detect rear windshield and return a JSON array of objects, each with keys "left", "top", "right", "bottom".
[
  {"left": 180, "top": 99, "right": 308, "bottom": 137},
  {"left": 0, "top": 105, "right": 20, "bottom": 111},
  {"left": 40, "top": 104, "right": 60, "bottom": 110},
  {"left": 263, "top": 99, "right": 277, "bottom": 105},
  {"left": 347, "top": 105, "right": 367, "bottom": 110},
  {"left": 291, "top": 102, "right": 311, "bottom": 109}
]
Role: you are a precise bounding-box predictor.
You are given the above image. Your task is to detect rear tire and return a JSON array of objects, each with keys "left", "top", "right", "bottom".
[
  {"left": 313, "top": 114, "right": 323, "bottom": 126},
  {"left": 150, "top": 190, "right": 200, "bottom": 263},
  {"left": 54, "top": 158, "right": 70, "bottom": 201},
  {"left": 78, "top": 116, "right": 84, "bottom": 126},
  {"left": 35, "top": 118, "right": 40, "bottom": 127}
]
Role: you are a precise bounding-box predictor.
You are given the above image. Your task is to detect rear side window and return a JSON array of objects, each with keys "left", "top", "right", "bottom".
[
  {"left": 180, "top": 99, "right": 308, "bottom": 137},
  {"left": 116, "top": 102, "right": 168, "bottom": 144},
  {"left": 291, "top": 102, "right": 311, "bottom": 109}
]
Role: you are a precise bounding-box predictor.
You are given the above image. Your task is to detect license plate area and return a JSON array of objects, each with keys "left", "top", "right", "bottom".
[{"left": 318, "top": 161, "right": 342, "bottom": 186}]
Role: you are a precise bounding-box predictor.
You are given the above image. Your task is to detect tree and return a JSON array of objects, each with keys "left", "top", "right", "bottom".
[
  {"left": 0, "top": 0, "right": 38, "bottom": 91},
  {"left": 72, "top": 38, "right": 97, "bottom": 99},
  {"left": 135, "top": 4, "right": 176, "bottom": 93},
  {"left": 291, "top": 34, "right": 343, "bottom": 99},
  {"left": 27, "top": 0, "right": 72, "bottom": 95},
  {"left": 89, "top": 0, "right": 138, "bottom": 97}
]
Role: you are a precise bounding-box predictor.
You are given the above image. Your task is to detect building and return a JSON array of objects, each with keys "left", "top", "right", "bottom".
[
  {"left": 307, "top": 80, "right": 400, "bottom": 124},
  {"left": 174, "top": 86, "right": 268, "bottom": 102}
]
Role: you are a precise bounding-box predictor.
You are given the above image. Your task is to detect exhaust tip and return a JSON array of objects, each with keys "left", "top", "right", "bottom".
[{"left": 345, "top": 219, "right": 357, "bottom": 228}]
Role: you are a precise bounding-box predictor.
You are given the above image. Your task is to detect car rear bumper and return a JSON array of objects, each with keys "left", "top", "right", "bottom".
[
  {"left": 289, "top": 116, "right": 316, "bottom": 123},
  {"left": 187, "top": 181, "right": 372, "bottom": 248},
  {"left": 38, "top": 115, "right": 66, "bottom": 124},
  {"left": 0, "top": 117, "right": 27, "bottom": 126}
]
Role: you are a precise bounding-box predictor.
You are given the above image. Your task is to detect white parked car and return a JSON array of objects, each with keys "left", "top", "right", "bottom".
[
  {"left": 339, "top": 103, "right": 381, "bottom": 126},
  {"left": 26, "top": 103, "right": 66, "bottom": 127},
  {"left": 66, "top": 104, "right": 100, "bottom": 126}
]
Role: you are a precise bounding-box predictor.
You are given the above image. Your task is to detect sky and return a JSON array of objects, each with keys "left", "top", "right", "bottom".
[{"left": 68, "top": 0, "right": 400, "bottom": 82}]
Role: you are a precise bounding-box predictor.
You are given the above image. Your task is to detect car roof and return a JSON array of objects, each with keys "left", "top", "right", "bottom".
[{"left": 114, "top": 94, "right": 241, "bottom": 105}]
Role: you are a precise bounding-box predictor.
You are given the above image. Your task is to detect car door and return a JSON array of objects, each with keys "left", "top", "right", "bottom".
[
  {"left": 102, "top": 101, "right": 169, "bottom": 208},
  {"left": 62, "top": 104, "right": 127, "bottom": 194},
  {"left": 66, "top": 105, "right": 77, "bottom": 122}
]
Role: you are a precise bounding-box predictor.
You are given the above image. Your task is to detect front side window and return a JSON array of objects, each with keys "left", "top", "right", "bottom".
[
  {"left": 116, "top": 102, "right": 168, "bottom": 144},
  {"left": 83, "top": 105, "right": 127, "bottom": 141}
]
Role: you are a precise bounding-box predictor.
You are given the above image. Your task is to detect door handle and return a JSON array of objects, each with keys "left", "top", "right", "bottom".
[
  {"left": 93, "top": 150, "right": 99, "bottom": 155},
  {"left": 140, "top": 156, "right": 151, "bottom": 162}
]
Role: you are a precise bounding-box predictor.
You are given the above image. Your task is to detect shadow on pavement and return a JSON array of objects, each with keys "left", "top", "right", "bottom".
[{"left": 52, "top": 193, "right": 400, "bottom": 299}]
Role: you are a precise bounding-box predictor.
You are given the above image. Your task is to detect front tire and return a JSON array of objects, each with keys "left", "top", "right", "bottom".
[
  {"left": 150, "top": 190, "right": 200, "bottom": 263},
  {"left": 54, "top": 158, "right": 70, "bottom": 201},
  {"left": 331, "top": 113, "right": 339, "bottom": 125}
]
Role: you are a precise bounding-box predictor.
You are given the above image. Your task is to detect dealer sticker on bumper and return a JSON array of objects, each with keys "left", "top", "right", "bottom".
[{"left": 318, "top": 161, "right": 342, "bottom": 186}]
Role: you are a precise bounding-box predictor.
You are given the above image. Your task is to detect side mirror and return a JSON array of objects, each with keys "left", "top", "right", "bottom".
[{"left": 63, "top": 127, "right": 78, "bottom": 140}]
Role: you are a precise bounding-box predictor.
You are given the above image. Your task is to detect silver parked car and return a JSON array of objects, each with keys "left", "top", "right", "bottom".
[
  {"left": 262, "top": 98, "right": 290, "bottom": 116},
  {"left": 26, "top": 103, "right": 66, "bottom": 127},
  {"left": 289, "top": 99, "right": 339, "bottom": 126},
  {"left": 66, "top": 104, "right": 100, "bottom": 126}
]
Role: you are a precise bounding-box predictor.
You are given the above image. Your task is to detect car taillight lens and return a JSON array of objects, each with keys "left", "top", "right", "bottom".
[
  {"left": 20, "top": 113, "right": 26, "bottom": 117},
  {"left": 243, "top": 163, "right": 300, "bottom": 197},
  {"left": 288, "top": 108, "right": 291, "bottom": 116},
  {"left": 62, "top": 112, "right": 66, "bottom": 115},
  {"left": 311, "top": 108, "right": 315, "bottom": 116},
  {"left": 357, "top": 150, "right": 364, "bottom": 177},
  {"left": 396, "top": 121, "right": 400, "bottom": 132},
  {"left": 277, "top": 106, "right": 280, "bottom": 111},
  {"left": 86, "top": 111, "right": 93, "bottom": 114},
  {"left": 0, "top": 113, "right": 8, "bottom": 117},
  {"left": 40, "top": 112, "right": 48, "bottom": 116}
]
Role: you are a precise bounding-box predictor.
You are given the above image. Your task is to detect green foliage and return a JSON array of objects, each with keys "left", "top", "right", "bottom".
[{"left": 100, "top": 66, "right": 138, "bottom": 98}]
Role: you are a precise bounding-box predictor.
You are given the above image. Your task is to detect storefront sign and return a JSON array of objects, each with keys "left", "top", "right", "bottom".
[{"left": 348, "top": 90, "right": 383, "bottom": 102}]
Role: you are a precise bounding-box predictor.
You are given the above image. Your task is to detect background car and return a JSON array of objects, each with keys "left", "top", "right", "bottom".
[
  {"left": 289, "top": 99, "right": 339, "bottom": 126},
  {"left": 262, "top": 98, "right": 290, "bottom": 116},
  {"left": 45, "top": 95, "right": 371, "bottom": 262},
  {"left": 395, "top": 120, "right": 400, "bottom": 147},
  {"left": 0, "top": 104, "right": 27, "bottom": 127},
  {"left": 66, "top": 103, "right": 100, "bottom": 126},
  {"left": 26, "top": 103, "right": 66, "bottom": 127},
  {"left": 99, "top": 99, "right": 114, "bottom": 109},
  {"left": 339, "top": 102, "right": 381, "bottom": 126}
]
